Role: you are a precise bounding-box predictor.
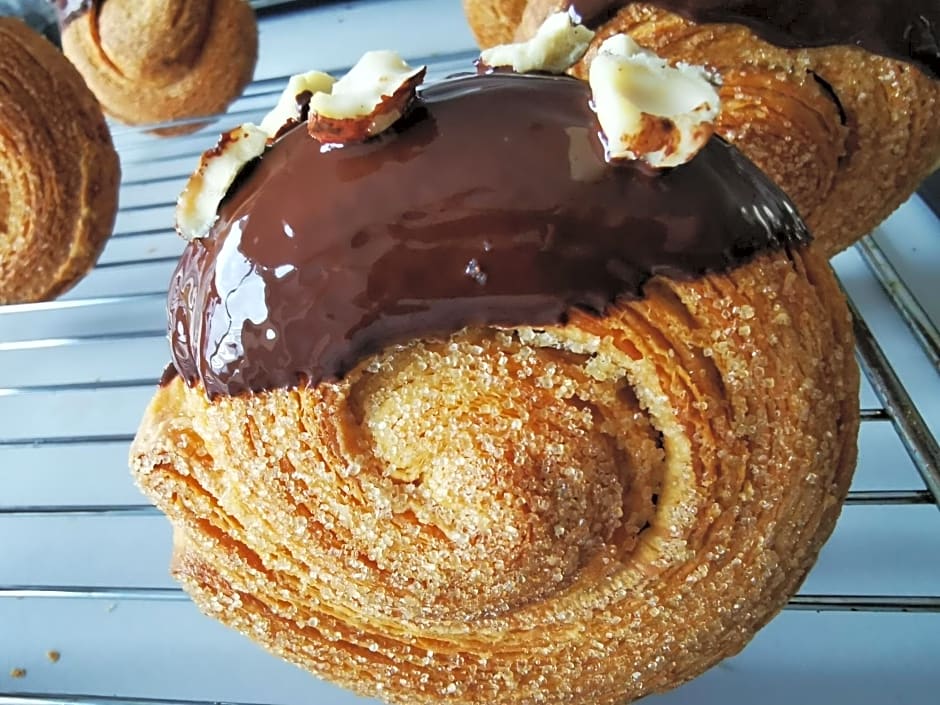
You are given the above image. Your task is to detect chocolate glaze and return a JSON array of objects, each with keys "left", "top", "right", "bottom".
[
  {"left": 568, "top": 1, "right": 939, "bottom": 80},
  {"left": 51, "top": 0, "right": 93, "bottom": 26},
  {"left": 169, "top": 74, "right": 809, "bottom": 398},
  {"left": 159, "top": 364, "right": 179, "bottom": 389}
]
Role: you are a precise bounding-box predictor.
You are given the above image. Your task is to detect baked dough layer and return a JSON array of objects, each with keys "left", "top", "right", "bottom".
[
  {"left": 132, "top": 245, "right": 859, "bottom": 704},
  {"left": 0, "top": 17, "right": 119, "bottom": 304},
  {"left": 61, "top": 0, "right": 258, "bottom": 134}
]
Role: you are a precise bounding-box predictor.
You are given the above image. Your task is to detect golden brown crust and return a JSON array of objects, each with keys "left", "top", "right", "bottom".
[
  {"left": 61, "top": 0, "right": 258, "bottom": 135},
  {"left": 132, "top": 245, "right": 859, "bottom": 705},
  {"left": 463, "top": 0, "right": 530, "bottom": 47},
  {"left": 0, "top": 17, "right": 120, "bottom": 304},
  {"left": 468, "top": 0, "right": 940, "bottom": 257}
]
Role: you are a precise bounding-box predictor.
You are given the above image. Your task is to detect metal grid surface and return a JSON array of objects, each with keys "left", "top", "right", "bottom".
[{"left": 2, "top": 1, "right": 939, "bottom": 703}]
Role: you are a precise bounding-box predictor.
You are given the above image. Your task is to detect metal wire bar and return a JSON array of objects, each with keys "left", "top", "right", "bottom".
[
  {"left": 1, "top": 490, "right": 931, "bottom": 518},
  {"left": 0, "top": 379, "right": 157, "bottom": 397},
  {"left": 1, "top": 490, "right": 930, "bottom": 522},
  {"left": 0, "top": 505, "right": 159, "bottom": 518},
  {"left": 116, "top": 200, "right": 177, "bottom": 213},
  {"left": 110, "top": 227, "right": 173, "bottom": 240},
  {"left": 0, "top": 694, "right": 256, "bottom": 705},
  {"left": 0, "top": 587, "right": 186, "bottom": 602},
  {"left": 0, "top": 330, "right": 165, "bottom": 352},
  {"left": 94, "top": 256, "right": 182, "bottom": 271},
  {"left": 120, "top": 173, "right": 190, "bottom": 188},
  {"left": 851, "top": 300, "right": 940, "bottom": 508},
  {"left": 0, "top": 434, "right": 135, "bottom": 448},
  {"left": 856, "top": 236, "right": 940, "bottom": 370},
  {"left": 251, "top": 0, "right": 338, "bottom": 12},
  {"left": 843, "top": 490, "right": 935, "bottom": 505},
  {"left": 787, "top": 595, "right": 940, "bottom": 613},
  {"left": 0, "top": 292, "right": 165, "bottom": 315},
  {"left": 2, "top": 585, "right": 936, "bottom": 613}
]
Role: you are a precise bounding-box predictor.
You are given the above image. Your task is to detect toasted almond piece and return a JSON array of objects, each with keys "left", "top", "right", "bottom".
[
  {"left": 176, "top": 123, "right": 267, "bottom": 240},
  {"left": 478, "top": 11, "right": 594, "bottom": 74},
  {"left": 308, "top": 66, "right": 425, "bottom": 144},
  {"left": 259, "top": 70, "right": 336, "bottom": 138},
  {"left": 307, "top": 51, "right": 426, "bottom": 144},
  {"left": 589, "top": 34, "right": 721, "bottom": 168}
]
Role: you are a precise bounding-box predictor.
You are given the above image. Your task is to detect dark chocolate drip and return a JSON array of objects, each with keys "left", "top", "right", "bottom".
[
  {"left": 168, "top": 74, "right": 809, "bottom": 398},
  {"left": 51, "top": 0, "right": 93, "bottom": 26},
  {"left": 159, "top": 363, "right": 179, "bottom": 388},
  {"left": 568, "top": 1, "right": 939, "bottom": 80}
]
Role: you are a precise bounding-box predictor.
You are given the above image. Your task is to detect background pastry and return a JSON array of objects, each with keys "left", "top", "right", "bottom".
[
  {"left": 131, "top": 44, "right": 859, "bottom": 705},
  {"left": 464, "top": 0, "right": 940, "bottom": 256},
  {"left": 0, "top": 16, "right": 119, "bottom": 304},
  {"left": 57, "top": 0, "right": 258, "bottom": 135}
]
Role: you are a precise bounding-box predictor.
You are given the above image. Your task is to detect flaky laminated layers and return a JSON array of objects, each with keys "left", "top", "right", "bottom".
[
  {"left": 0, "top": 17, "right": 119, "bottom": 304},
  {"left": 132, "top": 22, "right": 859, "bottom": 705},
  {"left": 58, "top": 0, "right": 258, "bottom": 134},
  {"left": 132, "top": 245, "right": 858, "bottom": 704}
]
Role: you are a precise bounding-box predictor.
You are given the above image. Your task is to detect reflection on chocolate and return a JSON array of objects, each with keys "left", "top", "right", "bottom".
[
  {"left": 568, "top": 0, "right": 939, "bottom": 80},
  {"left": 169, "top": 73, "right": 809, "bottom": 398},
  {"left": 52, "top": 0, "right": 93, "bottom": 26}
]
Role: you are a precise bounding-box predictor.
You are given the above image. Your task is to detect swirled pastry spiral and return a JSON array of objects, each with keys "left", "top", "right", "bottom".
[
  {"left": 464, "top": 0, "right": 940, "bottom": 256},
  {"left": 0, "top": 17, "right": 119, "bottom": 304},
  {"left": 57, "top": 0, "right": 257, "bottom": 134},
  {"left": 131, "top": 72, "right": 859, "bottom": 704}
]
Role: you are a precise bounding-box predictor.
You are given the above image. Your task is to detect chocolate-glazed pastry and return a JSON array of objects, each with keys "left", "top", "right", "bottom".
[
  {"left": 464, "top": 0, "right": 940, "bottom": 255},
  {"left": 170, "top": 74, "right": 809, "bottom": 397},
  {"left": 56, "top": 0, "right": 257, "bottom": 135},
  {"left": 0, "top": 17, "right": 119, "bottom": 304},
  {"left": 132, "top": 52, "right": 858, "bottom": 705}
]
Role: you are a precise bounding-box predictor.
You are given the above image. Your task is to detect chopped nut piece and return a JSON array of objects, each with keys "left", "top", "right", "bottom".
[
  {"left": 176, "top": 123, "right": 268, "bottom": 240},
  {"left": 259, "top": 70, "right": 336, "bottom": 138},
  {"left": 479, "top": 11, "right": 594, "bottom": 74},
  {"left": 307, "top": 51, "right": 426, "bottom": 144},
  {"left": 10, "top": 668, "right": 26, "bottom": 678},
  {"left": 47, "top": 650, "right": 61, "bottom": 663},
  {"left": 589, "top": 34, "right": 721, "bottom": 167}
]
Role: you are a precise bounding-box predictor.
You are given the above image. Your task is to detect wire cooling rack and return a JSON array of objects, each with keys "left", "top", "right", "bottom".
[{"left": 1, "top": 1, "right": 938, "bottom": 704}]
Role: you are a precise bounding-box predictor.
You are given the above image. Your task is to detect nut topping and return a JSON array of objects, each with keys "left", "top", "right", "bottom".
[
  {"left": 307, "top": 51, "right": 426, "bottom": 144},
  {"left": 176, "top": 123, "right": 267, "bottom": 240},
  {"left": 589, "top": 34, "right": 721, "bottom": 168},
  {"left": 260, "top": 70, "right": 336, "bottom": 138},
  {"left": 478, "top": 11, "right": 595, "bottom": 74}
]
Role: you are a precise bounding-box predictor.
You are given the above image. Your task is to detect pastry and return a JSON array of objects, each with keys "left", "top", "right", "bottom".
[
  {"left": 131, "top": 37, "right": 859, "bottom": 705},
  {"left": 0, "top": 16, "right": 119, "bottom": 304},
  {"left": 463, "top": 0, "right": 940, "bottom": 256},
  {"left": 56, "top": 0, "right": 258, "bottom": 135}
]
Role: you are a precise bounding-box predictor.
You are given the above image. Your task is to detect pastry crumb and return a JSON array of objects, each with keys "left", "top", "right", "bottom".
[
  {"left": 10, "top": 668, "right": 26, "bottom": 678},
  {"left": 47, "top": 650, "right": 60, "bottom": 663}
]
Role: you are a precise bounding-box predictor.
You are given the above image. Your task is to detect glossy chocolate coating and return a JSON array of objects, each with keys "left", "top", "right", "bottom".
[
  {"left": 568, "top": 1, "right": 939, "bottom": 79},
  {"left": 169, "top": 74, "right": 808, "bottom": 398}
]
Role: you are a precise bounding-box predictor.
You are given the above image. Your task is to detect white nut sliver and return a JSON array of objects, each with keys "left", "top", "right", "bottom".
[
  {"left": 307, "top": 50, "right": 425, "bottom": 142},
  {"left": 589, "top": 34, "right": 721, "bottom": 168},
  {"left": 259, "top": 71, "right": 336, "bottom": 138},
  {"left": 176, "top": 123, "right": 268, "bottom": 240},
  {"left": 479, "top": 11, "right": 595, "bottom": 74}
]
